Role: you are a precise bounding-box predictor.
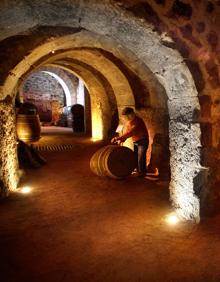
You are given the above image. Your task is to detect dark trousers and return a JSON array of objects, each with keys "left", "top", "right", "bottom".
[{"left": 134, "top": 138, "right": 148, "bottom": 175}]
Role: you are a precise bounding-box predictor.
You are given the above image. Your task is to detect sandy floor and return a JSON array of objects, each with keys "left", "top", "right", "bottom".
[{"left": 0, "top": 127, "right": 220, "bottom": 282}]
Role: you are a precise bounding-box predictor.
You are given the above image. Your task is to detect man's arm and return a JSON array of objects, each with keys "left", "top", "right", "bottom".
[{"left": 117, "top": 124, "right": 136, "bottom": 142}]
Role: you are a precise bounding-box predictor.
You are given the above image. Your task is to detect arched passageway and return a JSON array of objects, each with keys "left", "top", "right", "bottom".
[
  {"left": 19, "top": 66, "right": 90, "bottom": 130},
  {"left": 0, "top": 1, "right": 208, "bottom": 222}
]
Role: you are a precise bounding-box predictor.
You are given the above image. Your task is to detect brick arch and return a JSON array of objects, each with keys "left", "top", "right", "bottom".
[{"left": 0, "top": 1, "right": 204, "bottom": 221}]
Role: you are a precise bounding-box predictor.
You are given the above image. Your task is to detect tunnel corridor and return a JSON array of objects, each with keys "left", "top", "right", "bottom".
[{"left": 1, "top": 1, "right": 220, "bottom": 281}]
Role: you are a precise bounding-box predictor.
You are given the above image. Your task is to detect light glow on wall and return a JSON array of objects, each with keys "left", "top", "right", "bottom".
[
  {"left": 165, "top": 213, "right": 180, "bottom": 225},
  {"left": 20, "top": 186, "right": 32, "bottom": 194},
  {"left": 91, "top": 109, "right": 103, "bottom": 140}
]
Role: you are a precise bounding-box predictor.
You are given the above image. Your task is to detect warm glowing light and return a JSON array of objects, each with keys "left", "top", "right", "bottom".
[
  {"left": 91, "top": 138, "right": 100, "bottom": 142},
  {"left": 91, "top": 109, "right": 103, "bottom": 140},
  {"left": 51, "top": 50, "right": 55, "bottom": 54},
  {"left": 20, "top": 186, "right": 32, "bottom": 194},
  {"left": 165, "top": 213, "right": 179, "bottom": 225}
]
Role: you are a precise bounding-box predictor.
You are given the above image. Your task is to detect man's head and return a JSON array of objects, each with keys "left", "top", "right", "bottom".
[{"left": 121, "top": 107, "right": 135, "bottom": 121}]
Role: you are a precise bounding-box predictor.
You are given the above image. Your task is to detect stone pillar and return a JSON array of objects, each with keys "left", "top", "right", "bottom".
[
  {"left": 77, "top": 79, "right": 85, "bottom": 106},
  {"left": 168, "top": 97, "right": 208, "bottom": 222},
  {"left": 169, "top": 121, "right": 200, "bottom": 222},
  {"left": 0, "top": 96, "right": 19, "bottom": 198},
  {"left": 84, "top": 88, "right": 92, "bottom": 135},
  {"left": 70, "top": 75, "right": 79, "bottom": 105}
]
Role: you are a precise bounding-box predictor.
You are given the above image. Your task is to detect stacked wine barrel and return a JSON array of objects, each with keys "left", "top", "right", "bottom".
[
  {"left": 16, "top": 102, "right": 41, "bottom": 143},
  {"left": 90, "top": 145, "right": 136, "bottom": 179},
  {"left": 17, "top": 114, "right": 41, "bottom": 143}
]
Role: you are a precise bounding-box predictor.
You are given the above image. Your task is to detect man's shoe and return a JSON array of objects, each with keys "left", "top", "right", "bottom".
[
  {"left": 137, "top": 173, "right": 146, "bottom": 177},
  {"left": 132, "top": 171, "right": 146, "bottom": 177}
]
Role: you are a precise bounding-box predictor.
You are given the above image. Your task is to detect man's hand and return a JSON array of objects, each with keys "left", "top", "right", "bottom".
[
  {"left": 111, "top": 137, "right": 118, "bottom": 144},
  {"left": 111, "top": 137, "right": 124, "bottom": 145}
]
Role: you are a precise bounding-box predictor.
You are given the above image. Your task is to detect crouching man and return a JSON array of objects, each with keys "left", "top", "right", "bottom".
[{"left": 111, "top": 107, "right": 149, "bottom": 177}]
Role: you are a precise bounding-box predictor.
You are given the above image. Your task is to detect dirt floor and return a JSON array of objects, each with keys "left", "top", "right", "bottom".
[{"left": 1, "top": 127, "right": 220, "bottom": 282}]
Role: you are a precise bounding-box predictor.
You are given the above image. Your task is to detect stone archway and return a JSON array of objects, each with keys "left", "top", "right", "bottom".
[
  {"left": 41, "top": 71, "right": 72, "bottom": 107},
  {"left": 0, "top": 1, "right": 205, "bottom": 222},
  {"left": 48, "top": 62, "right": 113, "bottom": 140}
]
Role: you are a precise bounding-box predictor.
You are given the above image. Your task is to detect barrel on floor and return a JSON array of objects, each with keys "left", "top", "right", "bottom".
[{"left": 90, "top": 145, "right": 136, "bottom": 179}]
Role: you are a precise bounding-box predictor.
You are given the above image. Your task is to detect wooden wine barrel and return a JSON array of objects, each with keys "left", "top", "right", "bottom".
[
  {"left": 71, "top": 104, "right": 85, "bottom": 132},
  {"left": 90, "top": 145, "right": 136, "bottom": 179},
  {"left": 16, "top": 114, "right": 41, "bottom": 143}
]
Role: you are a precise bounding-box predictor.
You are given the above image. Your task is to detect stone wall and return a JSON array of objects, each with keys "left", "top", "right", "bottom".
[
  {"left": 0, "top": 96, "right": 19, "bottom": 197},
  {"left": 38, "top": 66, "right": 79, "bottom": 106},
  {"left": 21, "top": 68, "right": 80, "bottom": 125},
  {"left": 21, "top": 71, "right": 65, "bottom": 123}
]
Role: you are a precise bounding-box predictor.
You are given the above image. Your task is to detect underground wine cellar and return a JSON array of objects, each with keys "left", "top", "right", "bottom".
[{"left": 0, "top": 1, "right": 220, "bottom": 281}]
